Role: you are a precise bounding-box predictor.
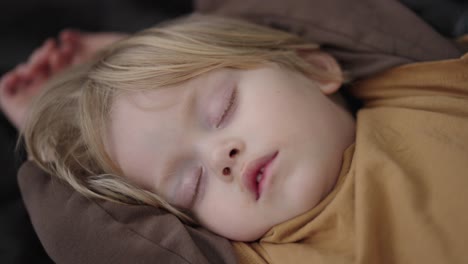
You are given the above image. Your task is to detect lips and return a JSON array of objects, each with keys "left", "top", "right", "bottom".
[{"left": 242, "top": 151, "right": 278, "bottom": 200}]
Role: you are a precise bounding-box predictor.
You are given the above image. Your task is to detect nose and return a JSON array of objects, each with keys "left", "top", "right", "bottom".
[{"left": 209, "top": 138, "right": 245, "bottom": 180}]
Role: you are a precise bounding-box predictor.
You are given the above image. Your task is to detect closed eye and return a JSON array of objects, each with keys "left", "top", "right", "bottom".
[
  {"left": 216, "top": 87, "right": 237, "bottom": 128},
  {"left": 189, "top": 166, "right": 203, "bottom": 207},
  {"left": 175, "top": 166, "right": 203, "bottom": 209}
]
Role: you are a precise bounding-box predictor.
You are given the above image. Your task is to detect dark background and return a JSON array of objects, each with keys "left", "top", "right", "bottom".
[
  {"left": 400, "top": 0, "right": 468, "bottom": 37},
  {"left": 0, "top": 0, "right": 466, "bottom": 263}
]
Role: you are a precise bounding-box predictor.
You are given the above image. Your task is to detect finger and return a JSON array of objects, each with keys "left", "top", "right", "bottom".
[
  {"left": 28, "top": 39, "right": 57, "bottom": 77},
  {"left": 59, "top": 29, "right": 81, "bottom": 49},
  {"left": 28, "top": 59, "right": 50, "bottom": 85},
  {"left": 13, "top": 64, "right": 32, "bottom": 89},
  {"left": 17, "top": 62, "right": 41, "bottom": 91},
  {"left": 30, "top": 38, "right": 56, "bottom": 63},
  {"left": 60, "top": 29, "right": 81, "bottom": 42},
  {"left": 0, "top": 72, "right": 20, "bottom": 96},
  {"left": 62, "top": 30, "right": 85, "bottom": 64},
  {"left": 0, "top": 71, "right": 14, "bottom": 89},
  {"left": 49, "top": 51, "right": 68, "bottom": 74},
  {"left": 59, "top": 40, "right": 75, "bottom": 63},
  {"left": 15, "top": 63, "right": 32, "bottom": 80},
  {"left": 52, "top": 37, "right": 82, "bottom": 73}
]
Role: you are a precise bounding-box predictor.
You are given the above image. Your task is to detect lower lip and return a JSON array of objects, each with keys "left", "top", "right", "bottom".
[{"left": 257, "top": 151, "right": 278, "bottom": 200}]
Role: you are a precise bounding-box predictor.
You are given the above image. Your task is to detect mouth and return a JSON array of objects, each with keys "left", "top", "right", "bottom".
[{"left": 242, "top": 151, "right": 278, "bottom": 200}]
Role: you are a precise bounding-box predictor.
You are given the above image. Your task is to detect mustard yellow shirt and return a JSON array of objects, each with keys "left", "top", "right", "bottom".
[{"left": 233, "top": 54, "right": 468, "bottom": 264}]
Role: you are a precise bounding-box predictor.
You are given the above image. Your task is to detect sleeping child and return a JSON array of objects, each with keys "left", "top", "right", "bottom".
[{"left": 3, "top": 14, "right": 468, "bottom": 263}]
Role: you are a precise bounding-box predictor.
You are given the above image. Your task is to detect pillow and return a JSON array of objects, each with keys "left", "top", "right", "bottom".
[
  {"left": 18, "top": 162, "right": 237, "bottom": 264},
  {"left": 196, "top": 0, "right": 461, "bottom": 79},
  {"left": 18, "top": 0, "right": 462, "bottom": 263}
]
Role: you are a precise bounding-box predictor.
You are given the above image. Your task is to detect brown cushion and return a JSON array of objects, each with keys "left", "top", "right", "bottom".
[
  {"left": 18, "top": 0, "right": 462, "bottom": 263},
  {"left": 196, "top": 0, "right": 461, "bottom": 79},
  {"left": 18, "top": 162, "right": 237, "bottom": 264}
]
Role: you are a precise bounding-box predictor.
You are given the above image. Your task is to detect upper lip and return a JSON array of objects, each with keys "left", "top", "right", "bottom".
[{"left": 242, "top": 151, "right": 278, "bottom": 199}]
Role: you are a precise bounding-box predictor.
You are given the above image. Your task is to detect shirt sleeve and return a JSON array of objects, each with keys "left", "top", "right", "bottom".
[{"left": 347, "top": 53, "right": 468, "bottom": 116}]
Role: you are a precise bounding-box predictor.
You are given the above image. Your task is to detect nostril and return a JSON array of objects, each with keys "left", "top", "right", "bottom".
[
  {"left": 222, "top": 167, "right": 231, "bottom": 175},
  {"left": 229, "top": 149, "right": 238, "bottom": 158}
]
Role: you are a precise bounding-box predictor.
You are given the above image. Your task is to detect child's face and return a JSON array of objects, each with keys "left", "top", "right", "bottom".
[{"left": 107, "top": 62, "right": 355, "bottom": 241}]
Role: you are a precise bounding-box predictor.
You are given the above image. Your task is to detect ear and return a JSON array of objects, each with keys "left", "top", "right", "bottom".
[{"left": 297, "top": 50, "right": 343, "bottom": 95}]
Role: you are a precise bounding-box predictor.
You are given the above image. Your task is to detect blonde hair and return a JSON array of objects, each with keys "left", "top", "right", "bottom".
[{"left": 23, "top": 14, "right": 341, "bottom": 223}]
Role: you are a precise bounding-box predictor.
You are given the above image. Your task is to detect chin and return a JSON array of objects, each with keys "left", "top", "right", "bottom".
[{"left": 216, "top": 225, "right": 269, "bottom": 242}]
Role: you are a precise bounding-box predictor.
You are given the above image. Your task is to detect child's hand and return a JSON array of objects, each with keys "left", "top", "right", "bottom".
[
  {"left": 0, "top": 30, "right": 127, "bottom": 131},
  {"left": 0, "top": 31, "right": 77, "bottom": 130}
]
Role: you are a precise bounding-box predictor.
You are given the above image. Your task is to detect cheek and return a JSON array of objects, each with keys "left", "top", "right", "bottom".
[
  {"left": 283, "top": 165, "right": 326, "bottom": 212},
  {"left": 193, "top": 183, "right": 270, "bottom": 241}
]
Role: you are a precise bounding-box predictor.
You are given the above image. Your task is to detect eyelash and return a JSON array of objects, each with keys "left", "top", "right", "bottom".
[
  {"left": 216, "top": 88, "right": 237, "bottom": 128},
  {"left": 190, "top": 167, "right": 203, "bottom": 207}
]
